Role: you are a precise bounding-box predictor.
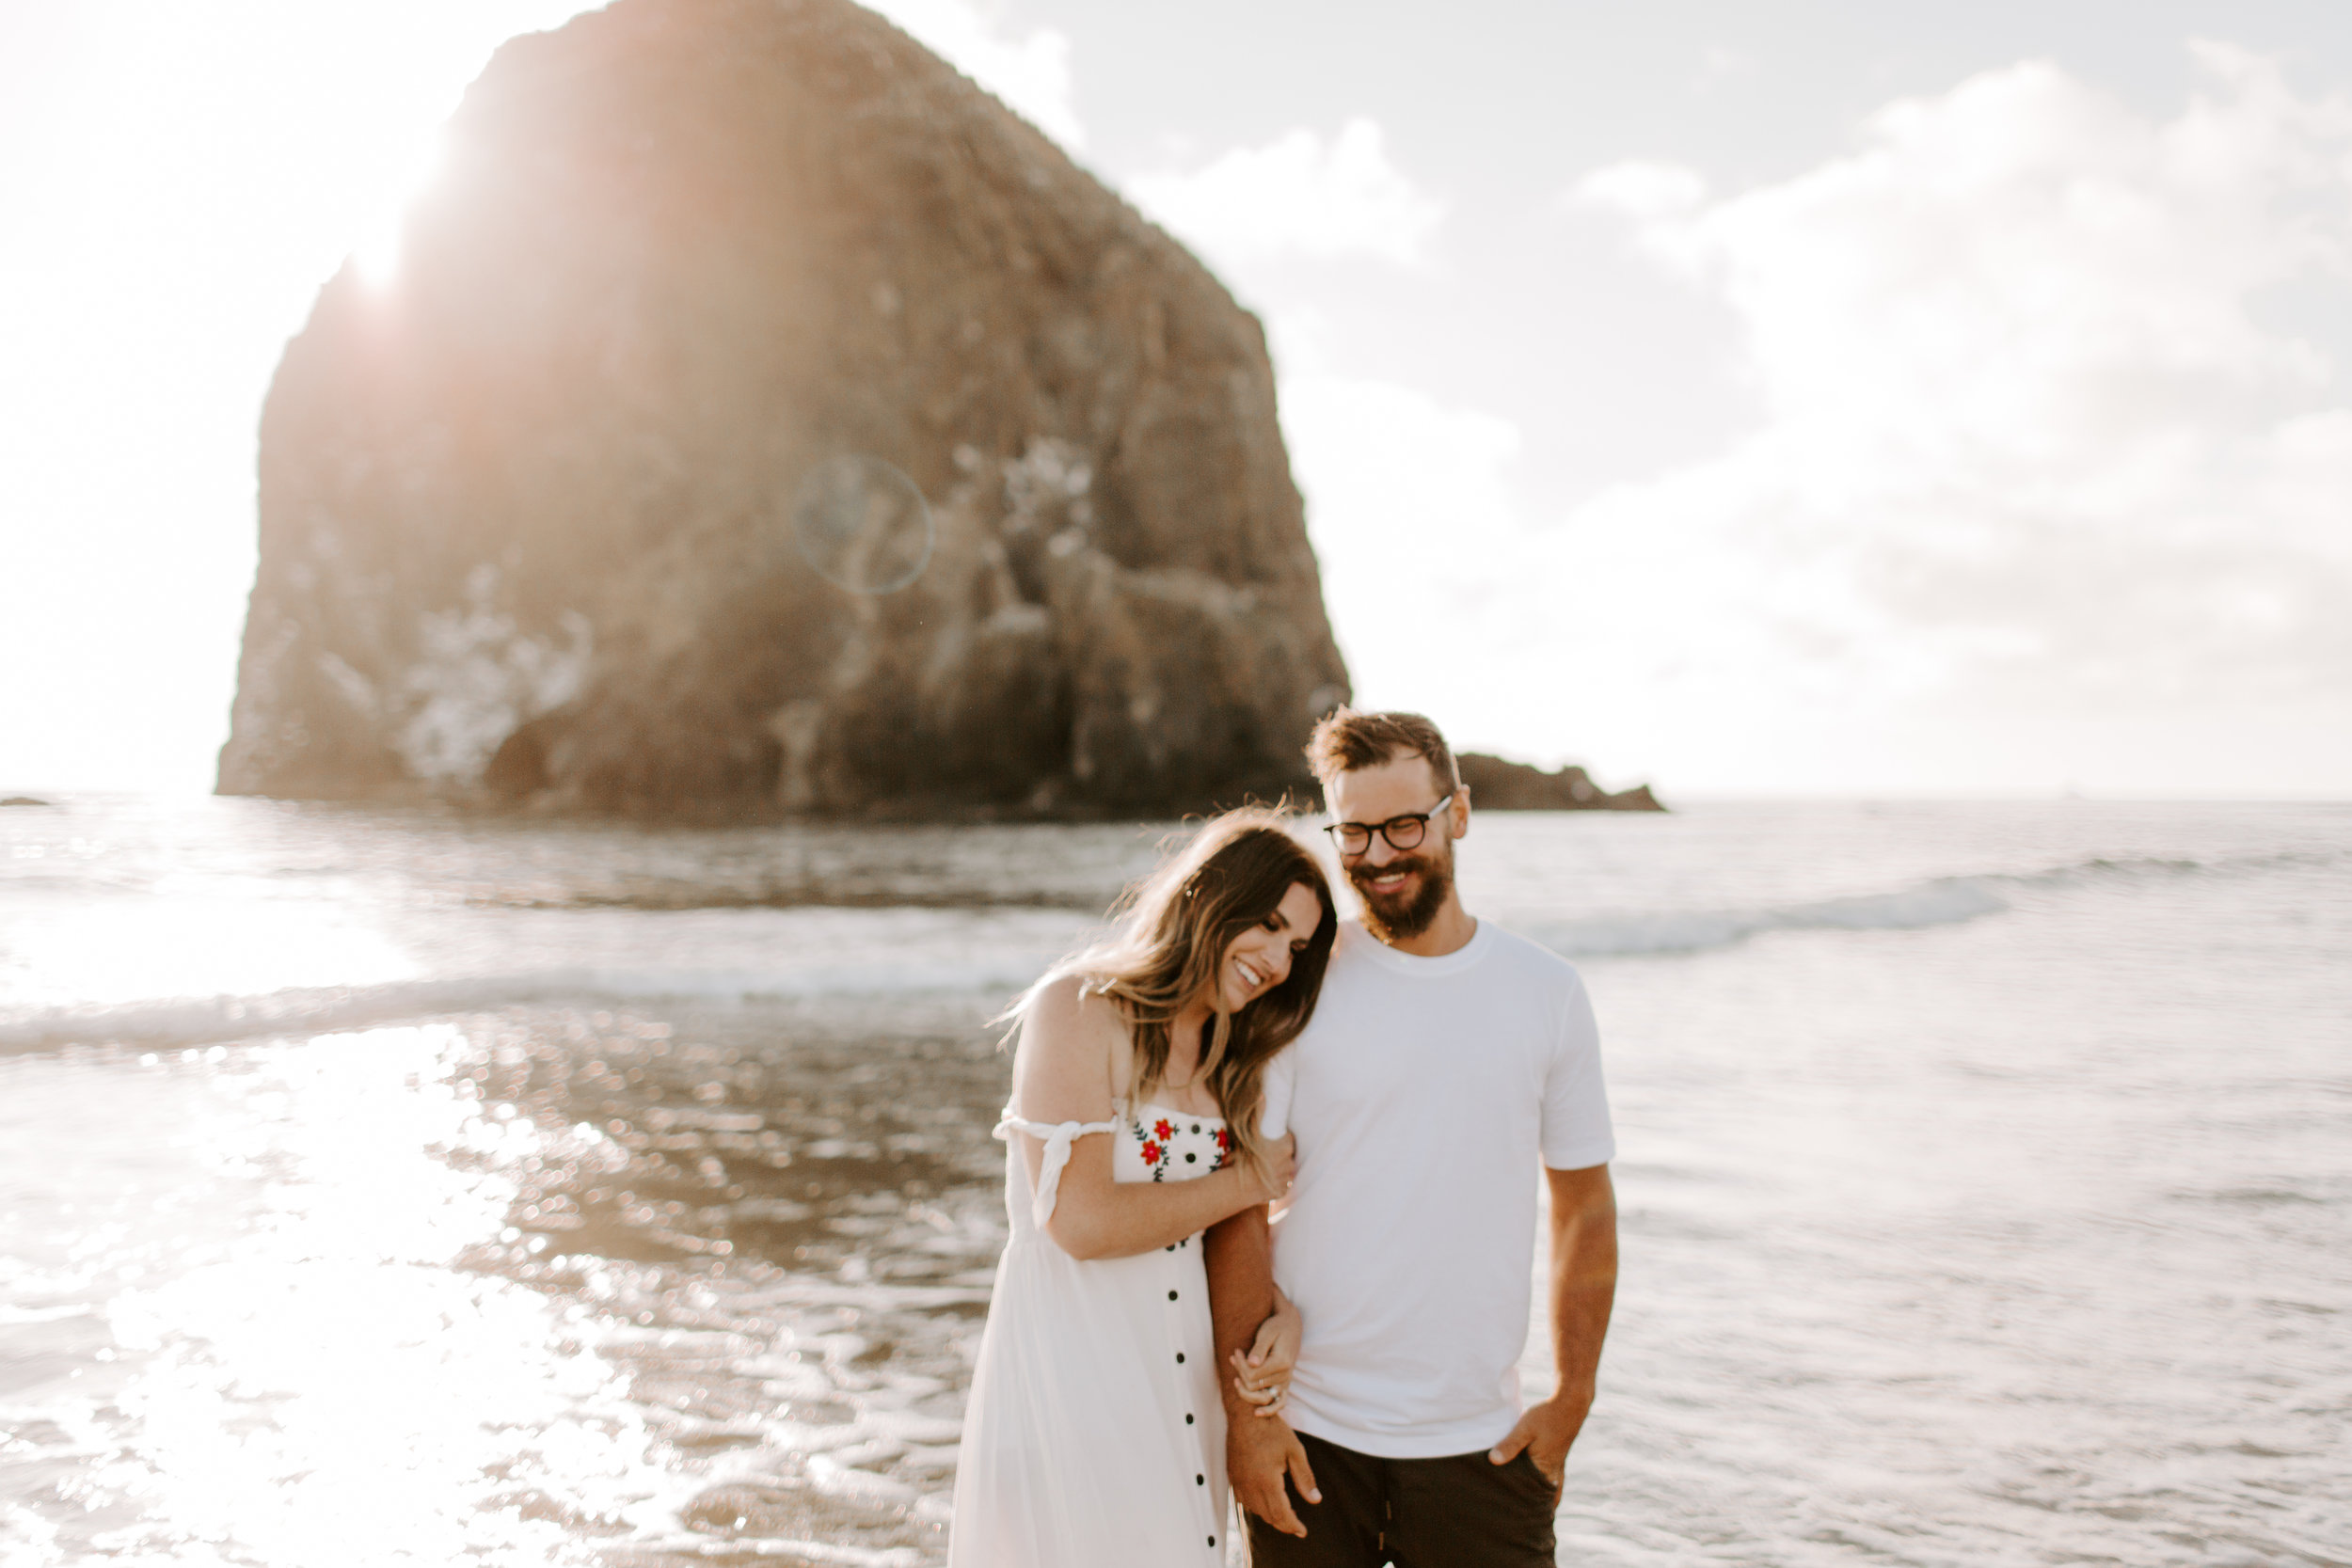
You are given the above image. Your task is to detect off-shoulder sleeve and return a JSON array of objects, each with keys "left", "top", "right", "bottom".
[{"left": 994, "top": 1109, "right": 1120, "bottom": 1227}]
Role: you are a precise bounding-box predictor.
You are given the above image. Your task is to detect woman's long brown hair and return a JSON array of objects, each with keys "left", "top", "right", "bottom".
[{"left": 1019, "top": 806, "right": 1338, "bottom": 1177}]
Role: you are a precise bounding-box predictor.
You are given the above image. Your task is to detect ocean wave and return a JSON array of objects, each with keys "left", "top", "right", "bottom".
[
  {"left": 0, "top": 961, "right": 1049, "bottom": 1055},
  {"left": 1520, "top": 847, "right": 2335, "bottom": 959},
  {"left": 4, "top": 847, "right": 2328, "bottom": 1050},
  {"left": 1522, "top": 877, "right": 2012, "bottom": 958}
]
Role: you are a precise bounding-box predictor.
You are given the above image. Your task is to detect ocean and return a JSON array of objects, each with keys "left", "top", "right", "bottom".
[{"left": 1, "top": 796, "right": 2344, "bottom": 1566}]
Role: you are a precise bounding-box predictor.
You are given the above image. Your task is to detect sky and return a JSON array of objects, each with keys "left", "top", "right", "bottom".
[{"left": 4, "top": 0, "right": 2350, "bottom": 798}]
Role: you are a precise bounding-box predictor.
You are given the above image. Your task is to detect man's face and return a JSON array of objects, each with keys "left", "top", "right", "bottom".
[{"left": 1325, "top": 754, "right": 1463, "bottom": 942}]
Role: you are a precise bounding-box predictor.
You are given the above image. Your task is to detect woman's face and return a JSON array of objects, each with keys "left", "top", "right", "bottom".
[{"left": 1214, "top": 881, "right": 1325, "bottom": 1014}]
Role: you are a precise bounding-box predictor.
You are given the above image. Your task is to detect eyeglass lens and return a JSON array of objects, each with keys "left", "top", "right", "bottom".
[{"left": 1334, "top": 815, "right": 1428, "bottom": 854}]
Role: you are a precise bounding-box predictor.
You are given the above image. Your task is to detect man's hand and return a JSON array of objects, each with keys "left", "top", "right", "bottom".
[
  {"left": 1486, "top": 1390, "right": 1591, "bottom": 1486},
  {"left": 1498, "top": 1164, "right": 1615, "bottom": 1487},
  {"left": 1228, "top": 1408, "right": 1320, "bottom": 1538}
]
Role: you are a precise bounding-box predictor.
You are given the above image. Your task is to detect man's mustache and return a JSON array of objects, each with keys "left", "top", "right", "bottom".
[{"left": 1346, "top": 854, "right": 1437, "bottom": 898}]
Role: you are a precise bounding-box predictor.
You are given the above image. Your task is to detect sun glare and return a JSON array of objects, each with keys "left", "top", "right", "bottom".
[{"left": 354, "top": 132, "right": 446, "bottom": 286}]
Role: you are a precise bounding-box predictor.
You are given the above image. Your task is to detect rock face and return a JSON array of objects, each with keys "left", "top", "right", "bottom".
[
  {"left": 1456, "top": 753, "right": 1663, "bottom": 812},
  {"left": 219, "top": 0, "right": 1349, "bottom": 819}
]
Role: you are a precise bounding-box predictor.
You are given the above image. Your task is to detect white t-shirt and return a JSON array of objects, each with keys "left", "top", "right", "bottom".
[{"left": 1259, "top": 916, "right": 1613, "bottom": 1458}]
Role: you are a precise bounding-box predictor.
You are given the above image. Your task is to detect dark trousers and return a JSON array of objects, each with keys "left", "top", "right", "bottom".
[{"left": 1245, "top": 1429, "right": 1559, "bottom": 1567}]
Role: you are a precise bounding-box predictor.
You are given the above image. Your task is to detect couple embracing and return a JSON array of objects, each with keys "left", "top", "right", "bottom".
[{"left": 949, "top": 709, "right": 1620, "bottom": 1566}]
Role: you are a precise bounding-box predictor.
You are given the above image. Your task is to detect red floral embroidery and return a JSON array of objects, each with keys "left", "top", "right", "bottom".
[
  {"left": 1140, "top": 1141, "right": 1163, "bottom": 1165},
  {"left": 1214, "top": 1127, "right": 1232, "bottom": 1151},
  {"left": 1153, "top": 1118, "right": 1175, "bottom": 1142}
]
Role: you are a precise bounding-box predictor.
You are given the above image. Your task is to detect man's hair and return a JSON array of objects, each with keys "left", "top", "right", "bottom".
[{"left": 1305, "top": 708, "right": 1460, "bottom": 793}]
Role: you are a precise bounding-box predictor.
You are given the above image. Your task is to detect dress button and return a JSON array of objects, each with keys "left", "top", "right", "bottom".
[
  {"left": 1191, "top": 1124, "right": 1201, "bottom": 1133},
  {"left": 1184, "top": 1414, "right": 1194, "bottom": 1424},
  {"left": 1184, "top": 1152, "right": 1197, "bottom": 1163},
  {"left": 1208, "top": 1536, "right": 1216, "bottom": 1547},
  {"left": 1175, "top": 1352, "right": 1185, "bottom": 1363},
  {"left": 1196, "top": 1474, "right": 1205, "bottom": 1485},
  {"left": 1168, "top": 1290, "right": 1178, "bottom": 1301}
]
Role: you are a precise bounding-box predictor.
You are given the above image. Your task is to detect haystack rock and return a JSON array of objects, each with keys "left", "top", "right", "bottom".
[{"left": 219, "top": 0, "right": 1349, "bottom": 819}]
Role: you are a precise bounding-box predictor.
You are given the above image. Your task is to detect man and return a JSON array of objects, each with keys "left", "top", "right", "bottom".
[{"left": 1205, "top": 709, "right": 1618, "bottom": 1565}]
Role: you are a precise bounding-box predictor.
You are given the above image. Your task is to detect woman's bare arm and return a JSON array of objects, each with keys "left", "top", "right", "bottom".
[{"left": 1009, "top": 975, "right": 1290, "bottom": 1260}]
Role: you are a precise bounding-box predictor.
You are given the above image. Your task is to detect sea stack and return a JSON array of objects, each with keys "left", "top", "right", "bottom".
[
  {"left": 1455, "top": 753, "right": 1664, "bottom": 812},
  {"left": 219, "top": 0, "right": 1349, "bottom": 819}
]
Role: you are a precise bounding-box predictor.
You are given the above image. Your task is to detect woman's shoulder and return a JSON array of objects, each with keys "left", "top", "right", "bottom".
[
  {"left": 1028, "top": 970, "right": 1114, "bottom": 1021},
  {"left": 1020, "top": 972, "right": 1130, "bottom": 1051},
  {"left": 1012, "top": 972, "right": 1130, "bottom": 1109}
]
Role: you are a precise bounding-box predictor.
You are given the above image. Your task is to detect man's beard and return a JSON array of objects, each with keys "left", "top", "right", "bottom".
[{"left": 1347, "top": 847, "right": 1453, "bottom": 942}]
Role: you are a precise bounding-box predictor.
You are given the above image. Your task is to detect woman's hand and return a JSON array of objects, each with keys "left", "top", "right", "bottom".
[
  {"left": 1230, "top": 1287, "right": 1302, "bottom": 1418},
  {"left": 1013, "top": 978, "right": 1286, "bottom": 1258},
  {"left": 1240, "top": 1132, "right": 1296, "bottom": 1206}
]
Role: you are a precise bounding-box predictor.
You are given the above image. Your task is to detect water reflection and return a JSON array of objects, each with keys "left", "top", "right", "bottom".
[
  {"left": 460, "top": 999, "right": 1015, "bottom": 1561},
  {"left": 1, "top": 1003, "right": 1015, "bottom": 1567},
  {"left": 6, "top": 1027, "right": 634, "bottom": 1564}
]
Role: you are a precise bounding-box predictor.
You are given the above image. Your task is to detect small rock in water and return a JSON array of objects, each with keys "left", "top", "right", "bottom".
[{"left": 1455, "top": 753, "right": 1664, "bottom": 812}]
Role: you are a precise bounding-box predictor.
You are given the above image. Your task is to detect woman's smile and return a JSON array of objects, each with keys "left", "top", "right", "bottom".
[{"left": 1219, "top": 882, "right": 1322, "bottom": 1011}]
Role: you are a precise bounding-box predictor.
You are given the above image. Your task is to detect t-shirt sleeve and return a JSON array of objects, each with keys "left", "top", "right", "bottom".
[
  {"left": 1258, "top": 1047, "right": 1297, "bottom": 1140},
  {"left": 1541, "top": 971, "right": 1615, "bottom": 1169}
]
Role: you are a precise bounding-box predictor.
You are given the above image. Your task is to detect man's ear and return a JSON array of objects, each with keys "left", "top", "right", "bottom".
[{"left": 1452, "top": 784, "right": 1471, "bottom": 835}]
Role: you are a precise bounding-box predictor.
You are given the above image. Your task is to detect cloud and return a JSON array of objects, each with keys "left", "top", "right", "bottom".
[
  {"left": 1581, "top": 47, "right": 2348, "bottom": 475},
  {"left": 864, "top": 0, "right": 1084, "bottom": 150},
  {"left": 1491, "top": 42, "right": 2352, "bottom": 789},
  {"left": 1128, "top": 118, "right": 1444, "bottom": 271},
  {"left": 1573, "top": 160, "right": 1708, "bottom": 227}
]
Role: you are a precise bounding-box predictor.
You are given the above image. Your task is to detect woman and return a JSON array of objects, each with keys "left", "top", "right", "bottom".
[{"left": 949, "top": 807, "right": 1338, "bottom": 1566}]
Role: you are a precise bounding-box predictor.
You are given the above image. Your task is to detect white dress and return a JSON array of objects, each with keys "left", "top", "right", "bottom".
[{"left": 948, "top": 1101, "right": 1235, "bottom": 1566}]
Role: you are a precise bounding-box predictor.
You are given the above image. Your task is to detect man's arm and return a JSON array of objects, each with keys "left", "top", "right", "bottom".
[
  {"left": 1203, "top": 1206, "right": 1320, "bottom": 1537},
  {"left": 1487, "top": 1163, "right": 1618, "bottom": 1484}
]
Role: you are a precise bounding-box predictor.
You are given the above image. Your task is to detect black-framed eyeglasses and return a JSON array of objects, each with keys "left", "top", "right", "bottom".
[{"left": 1323, "top": 794, "right": 1454, "bottom": 856}]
